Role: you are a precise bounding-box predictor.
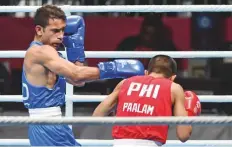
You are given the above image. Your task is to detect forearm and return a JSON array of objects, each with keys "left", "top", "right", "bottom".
[
  {"left": 68, "top": 61, "right": 85, "bottom": 86},
  {"left": 65, "top": 59, "right": 144, "bottom": 82},
  {"left": 176, "top": 125, "right": 192, "bottom": 142},
  {"left": 66, "top": 78, "right": 85, "bottom": 87},
  {"left": 93, "top": 101, "right": 115, "bottom": 116},
  {"left": 72, "top": 66, "right": 100, "bottom": 82},
  {"left": 93, "top": 106, "right": 109, "bottom": 116}
]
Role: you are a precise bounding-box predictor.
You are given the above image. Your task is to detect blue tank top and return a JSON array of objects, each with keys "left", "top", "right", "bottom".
[{"left": 22, "top": 41, "right": 66, "bottom": 109}]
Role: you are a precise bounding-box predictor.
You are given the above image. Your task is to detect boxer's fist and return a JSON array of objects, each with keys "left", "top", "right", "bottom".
[
  {"left": 98, "top": 59, "right": 144, "bottom": 79},
  {"left": 63, "top": 15, "right": 85, "bottom": 63},
  {"left": 184, "top": 91, "right": 201, "bottom": 116}
]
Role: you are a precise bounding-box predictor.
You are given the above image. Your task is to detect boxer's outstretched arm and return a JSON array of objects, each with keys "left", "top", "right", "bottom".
[
  {"left": 34, "top": 45, "right": 100, "bottom": 82},
  {"left": 66, "top": 62, "right": 86, "bottom": 86},
  {"left": 171, "top": 83, "right": 192, "bottom": 143},
  {"left": 93, "top": 80, "right": 124, "bottom": 116}
]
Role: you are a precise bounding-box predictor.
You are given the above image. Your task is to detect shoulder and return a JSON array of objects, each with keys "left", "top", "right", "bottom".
[
  {"left": 171, "top": 82, "right": 184, "bottom": 93},
  {"left": 171, "top": 82, "right": 185, "bottom": 102},
  {"left": 127, "top": 75, "right": 143, "bottom": 80},
  {"left": 23, "top": 46, "right": 50, "bottom": 75},
  {"left": 26, "top": 45, "right": 59, "bottom": 62},
  {"left": 114, "top": 79, "right": 126, "bottom": 91},
  {"left": 28, "top": 45, "right": 57, "bottom": 55}
]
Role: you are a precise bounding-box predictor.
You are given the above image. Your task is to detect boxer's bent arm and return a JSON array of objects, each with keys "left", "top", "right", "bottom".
[
  {"left": 171, "top": 83, "right": 192, "bottom": 143},
  {"left": 34, "top": 45, "right": 100, "bottom": 82},
  {"left": 93, "top": 80, "right": 124, "bottom": 116}
]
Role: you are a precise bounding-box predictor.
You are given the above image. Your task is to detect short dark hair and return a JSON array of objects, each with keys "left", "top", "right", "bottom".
[
  {"left": 34, "top": 4, "right": 66, "bottom": 28},
  {"left": 147, "top": 55, "right": 177, "bottom": 78}
]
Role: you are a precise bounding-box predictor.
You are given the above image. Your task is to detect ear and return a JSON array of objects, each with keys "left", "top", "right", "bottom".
[
  {"left": 144, "top": 70, "right": 148, "bottom": 75},
  {"left": 170, "top": 75, "right": 176, "bottom": 81},
  {"left": 35, "top": 25, "right": 43, "bottom": 36}
]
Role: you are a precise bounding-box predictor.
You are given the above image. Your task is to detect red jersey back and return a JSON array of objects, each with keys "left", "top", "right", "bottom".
[{"left": 112, "top": 76, "right": 173, "bottom": 144}]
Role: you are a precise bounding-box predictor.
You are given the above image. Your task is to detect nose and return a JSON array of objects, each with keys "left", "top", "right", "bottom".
[{"left": 57, "top": 31, "right": 64, "bottom": 41}]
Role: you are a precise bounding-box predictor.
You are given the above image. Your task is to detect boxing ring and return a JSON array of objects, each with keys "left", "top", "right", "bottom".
[{"left": 1, "top": 4, "right": 232, "bottom": 146}]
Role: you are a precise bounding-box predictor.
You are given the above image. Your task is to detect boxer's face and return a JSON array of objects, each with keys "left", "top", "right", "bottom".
[{"left": 36, "top": 18, "right": 65, "bottom": 48}]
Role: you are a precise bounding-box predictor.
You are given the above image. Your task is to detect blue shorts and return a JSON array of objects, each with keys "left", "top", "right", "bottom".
[{"left": 28, "top": 124, "right": 81, "bottom": 146}]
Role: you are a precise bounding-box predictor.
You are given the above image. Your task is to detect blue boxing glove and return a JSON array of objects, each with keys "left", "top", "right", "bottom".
[
  {"left": 63, "top": 15, "right": 85, "bottom": 63},
  {"left": 98, "top": 59, "right": 144, "bottom": 79}
]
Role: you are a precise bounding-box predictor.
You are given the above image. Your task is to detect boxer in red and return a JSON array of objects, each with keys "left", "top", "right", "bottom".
[{"left": 93, "top": 54, "right": 201, "bottom": 147}]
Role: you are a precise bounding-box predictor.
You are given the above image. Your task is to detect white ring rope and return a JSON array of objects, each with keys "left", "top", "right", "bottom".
[
  {"left": 1, "top": 51, "right": 232, "bottom": 58},
  {"left": 68, "top": 95, "right": 232, "bottom": 103},
  {"left": 0, "top": 116, "right": 231, "bottom": 125},
  {"left": 1, "top": 5, "right": 231, "bottom": 147},
  {"left": 1, "top": 5, "right": 232, "bottom": 13},
  {"left": 0, "top": 4, "right": 231, "bottom": 147},
  {"left": 0, "top": 95, "right": 232, "bottom": 103},
  {"left": 0, "top": 139, "right": 232, "bottom": 146},
  {"left": 1, "top": 139, "right": 232, "bottom": 146},
  {"left": 0, "top": 95, "right": 231, "bottom": 103}
]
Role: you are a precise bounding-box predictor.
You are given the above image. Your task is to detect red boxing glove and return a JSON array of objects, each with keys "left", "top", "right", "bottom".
[{"left": 184, "top": 91, "right": 201, "bottom": 116}]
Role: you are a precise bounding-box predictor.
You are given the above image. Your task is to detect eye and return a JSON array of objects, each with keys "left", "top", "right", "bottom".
[{"left": 52, "top": 29, "right": 60, "bottom": 33}]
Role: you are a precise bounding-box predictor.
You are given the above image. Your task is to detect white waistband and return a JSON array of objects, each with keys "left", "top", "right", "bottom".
[
  {"left": 29, "top": 106, "right": 62, "bottom": 117},
  {"left": 113, "top": 139, "right": 163, "bottom": 146}
]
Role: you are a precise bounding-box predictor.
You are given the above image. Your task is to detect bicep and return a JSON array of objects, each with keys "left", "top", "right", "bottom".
[
  {"left": 44, "top": 55, "right": 77, "bottom": 79},
  {"left": 172, "top": 83, "right": 188, "bottom": 117},
  {"left": 35, "top": 45, "right": 99, "bottom": 82}
]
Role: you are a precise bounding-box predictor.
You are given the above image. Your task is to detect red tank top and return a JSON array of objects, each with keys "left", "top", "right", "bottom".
[{"left": 112, "top": 76, "right": 172, "bottom": 144}]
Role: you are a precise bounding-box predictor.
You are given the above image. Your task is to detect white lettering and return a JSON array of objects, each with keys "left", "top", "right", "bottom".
[
  {"left": 152, "top": 85, "right": 160, "bottom": 99},
  {"left": 123, "top": 103, "right": 128, "bottom": 111},
  {"left": 137, "top": 104, "right": 142, "bottom": 113},
  {"left": 127, "top": 103, "right": 132, "bottom": 111},
  {"left": 22, "top": 83, "right": 30, "bottom": 107},
  {"left": 141, "top": 104, "right": 148, "bottom": 113},
  {"left": 147, "top": 105, "right": 154, "bottom": 115},
  {"left": 127, "top": 82, "right": 160, "bottom": 99},
  {"left": 139, "top": 84, "right": 154, "bottom": 97},
  {"left": 22, "top": 83, "right": 29, "bottom": 101},
  {"left": 132, "top": 103, "right": 138, "bottom": 112},
  {"left": 122, "top": 102, "right": 154, "bottom": 115},
  {"left": 127, "top": 82, "right": 141, "bottom": 96}
]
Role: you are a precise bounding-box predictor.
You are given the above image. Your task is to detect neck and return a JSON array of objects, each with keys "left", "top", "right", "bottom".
[
  {"left": 148, "top": 73, "right": 165, "bottom": 78},
  {"left": 34, "top": 36, "right": 43, "bottom": 43}
]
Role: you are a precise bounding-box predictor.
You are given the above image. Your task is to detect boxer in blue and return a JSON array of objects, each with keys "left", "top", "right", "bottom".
[{"left": 22, "top": 4, "right": 144, "bottom": 146}]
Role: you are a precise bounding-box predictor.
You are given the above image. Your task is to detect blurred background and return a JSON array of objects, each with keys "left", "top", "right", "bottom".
[{"left": 1, "top": 0, "right": 232, "bottom": 141}]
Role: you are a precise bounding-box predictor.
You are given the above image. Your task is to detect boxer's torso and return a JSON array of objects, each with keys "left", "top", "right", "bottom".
[
  {"left": 112, "top": 76, "right": 173, "bottom": 144},
  {"left": 22, "top": 41, "right": 66, "bottom": 109}
]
